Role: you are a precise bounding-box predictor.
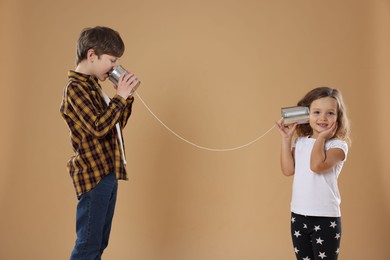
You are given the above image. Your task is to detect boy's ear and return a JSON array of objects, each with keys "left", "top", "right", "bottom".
[{"left": 87, "top": 49, "right": 97, "bottom": 62}]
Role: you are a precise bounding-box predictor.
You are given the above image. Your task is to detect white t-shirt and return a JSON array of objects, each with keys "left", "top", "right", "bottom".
[{"left": 291, "top": 136, "right": 348, "bottom": 217}]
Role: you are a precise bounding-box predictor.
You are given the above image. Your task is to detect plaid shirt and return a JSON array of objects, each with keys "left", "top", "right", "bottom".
[{"left": 60, "top": 70, "right": 134, "bottom": 198}]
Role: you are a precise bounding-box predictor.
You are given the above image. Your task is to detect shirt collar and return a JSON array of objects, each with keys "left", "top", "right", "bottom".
[{"left": 68, "top": 70, "right": 101, "bottom": 89}]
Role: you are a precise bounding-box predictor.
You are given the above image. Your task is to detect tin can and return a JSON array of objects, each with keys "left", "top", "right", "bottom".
[
  {"left": 109, "top": 65, "right": 141, "bottom": 95},
  {"left": 281, "top": 106, "right": 309, "bottom": 125}
]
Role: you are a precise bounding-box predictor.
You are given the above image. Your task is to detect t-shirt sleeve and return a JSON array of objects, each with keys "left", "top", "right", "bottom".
[{"left": 326, "top": 139, "right": 349, "bottom": 162}]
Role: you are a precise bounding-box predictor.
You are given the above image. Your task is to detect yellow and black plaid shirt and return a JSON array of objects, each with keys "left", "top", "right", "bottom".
[{"left": 60, "top": 70, "right": 134, "bottom": 198}]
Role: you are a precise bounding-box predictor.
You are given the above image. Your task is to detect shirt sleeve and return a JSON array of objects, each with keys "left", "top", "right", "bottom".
[
  {"left": 119, "top": 96, "right": 134, "bottom": 128},
  {"left": 65, "top": 82, "right": 127, "bottom": 138},
  {"left": 326, "top": 139, "right": 349, "bottom": 162}
]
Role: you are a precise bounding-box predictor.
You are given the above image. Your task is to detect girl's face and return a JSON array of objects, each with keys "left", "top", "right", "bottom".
[{"left": 309, "top": 97, "right": 338, "bottom": 138}]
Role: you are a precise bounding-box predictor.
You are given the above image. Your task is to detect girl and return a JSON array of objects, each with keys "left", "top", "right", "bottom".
[{"left": 276, "top": 87, "right": 351, "bottom": 260}]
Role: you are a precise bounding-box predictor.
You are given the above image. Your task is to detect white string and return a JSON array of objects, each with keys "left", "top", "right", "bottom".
[{"left": 134, "top": 92, "right": 276, "bottom": 152}]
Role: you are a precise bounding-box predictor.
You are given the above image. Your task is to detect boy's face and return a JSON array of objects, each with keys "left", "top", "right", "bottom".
[{"left": 91, "top": 53, "right": 119, "bottom": 82}]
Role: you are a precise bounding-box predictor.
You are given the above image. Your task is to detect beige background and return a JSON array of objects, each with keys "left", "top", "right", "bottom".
[{"left": 1, "top": 0, "right": 389, "bottom": 259}]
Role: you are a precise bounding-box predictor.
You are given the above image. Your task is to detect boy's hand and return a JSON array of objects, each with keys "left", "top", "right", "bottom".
[{"left": 115, "top": 72, "right": 140, "bottom": 99}]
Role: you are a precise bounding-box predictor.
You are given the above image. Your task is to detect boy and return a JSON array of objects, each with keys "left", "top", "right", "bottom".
[{"left": 60, "top": 26, "right": 139, "bottom": 259}]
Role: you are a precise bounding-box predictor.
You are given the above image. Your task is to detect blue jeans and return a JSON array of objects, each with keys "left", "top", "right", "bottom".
[{"left": 71, "top": 173, "right": 118, "bottom": 260}]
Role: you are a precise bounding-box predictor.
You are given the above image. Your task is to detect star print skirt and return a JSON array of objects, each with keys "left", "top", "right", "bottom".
[{"left": 291, "top": 212, "right": 342, "bottom": 260}]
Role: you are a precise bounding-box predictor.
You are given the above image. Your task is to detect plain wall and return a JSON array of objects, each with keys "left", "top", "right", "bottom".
[{"left": 0, "top": 0, "right": 389, "bottom": 259}]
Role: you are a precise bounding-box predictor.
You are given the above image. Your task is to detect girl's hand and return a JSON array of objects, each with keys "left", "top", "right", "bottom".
[
  {"left": 319, "top": 121, "right": 338, "bottom": 140},
  {"left": 275, "top": 118, "right": 297, "bottom": 140}
]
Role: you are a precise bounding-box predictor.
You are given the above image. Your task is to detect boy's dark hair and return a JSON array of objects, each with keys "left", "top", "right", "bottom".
[{"left": 76, "top": 26, "right": 125, "bottom": 65}]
